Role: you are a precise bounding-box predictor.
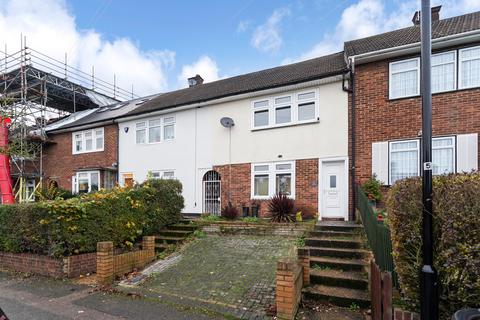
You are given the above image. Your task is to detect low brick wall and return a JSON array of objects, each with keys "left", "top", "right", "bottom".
[
  {"left": 199, "top": 221, "right": 314, "bottom": 237},
  {"left": 394, "top": 309, "right": 420, "bottom": 320},
  {"left": 276, "top": 259, "right": 303, "bottom": 320},
  {"left": 0, "top": 251, "right": 96, "bottom": 278},
  {"left": 97, "top": 236, "right": 155, "bottom": 285}
]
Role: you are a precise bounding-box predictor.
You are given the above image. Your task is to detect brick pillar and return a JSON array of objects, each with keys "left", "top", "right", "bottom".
[
  {"left": 276, "top": 259, "right": 302, "bottom": 320},
  {"left": 142, "top": 236, "right": 155, "bottom": 251},
  {"left": 297, "top": 248, "right": 310, "bottom": 286},
  {"left": 97, "top": 241, "right": 113, "bottom": 285}
]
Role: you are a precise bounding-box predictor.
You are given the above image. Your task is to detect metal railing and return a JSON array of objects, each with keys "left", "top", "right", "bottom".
[{"left": 356, "top": 184, "right": 398, "bottom": 286}]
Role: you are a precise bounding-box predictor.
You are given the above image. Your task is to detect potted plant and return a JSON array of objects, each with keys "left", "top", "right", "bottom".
[
  {"left": 241, "top": 202, "right": 250, "bottom": 217},
  {"left": 251, "top": 200, "right": 261, "bottom": 218},
  {"left": 362, "top": 174, "right": 383, "bottom": 208}
]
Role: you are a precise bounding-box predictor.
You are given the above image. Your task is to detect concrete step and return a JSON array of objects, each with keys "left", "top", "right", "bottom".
[
  {"left": 154, "top": 235, "right": 185, "bottom": 244},
  {"left": 309, "top": 269, "right": 368, "bottom": 290},
  {"left": 308, "top": 230, "right": 359, "bottom": 238},
  {"left": 305, "top": 246, "right": 369, "bottom": 259},
  {"left": 154, "top": 243, "right": 170, "bottom": 252},
  {"left": 314, "top": 223, "right": 363, "bottom": 232},
  {"left": 158, "top": 229, "right": 193, "bottom": 237},
  {"left": 303, "top": 284, "right": 370, "bottom": 308},
  {"left": 305, "top": 237, "right": 363, "bottom": 249},
  {"left": 168, "top": 224, "right": 197, "bottom": 231},
  {"left": 310, "top": 256, "right": 368, "bottom": 272}
]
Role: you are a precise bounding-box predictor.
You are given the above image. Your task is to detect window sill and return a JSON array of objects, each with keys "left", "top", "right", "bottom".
[
  {"left": 251, "top": 119, "right": 319, "bottom": 132},
  {"left": 73, "top": 149, "right": 104, "bottom": 155}
]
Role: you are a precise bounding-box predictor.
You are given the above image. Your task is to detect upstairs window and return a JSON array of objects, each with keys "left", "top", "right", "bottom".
[
  {"left": 72, "top": 128, "right": 104, "bottom": 154},
  {"left": 459, "top": 46, "right": 480, "bottom": 89},
  {"left": 136, "top": 116, "right": 176, "bottom": 144},
  {"left": 151, "top": 170, "right": 175, "bottom": 180},
  {"left": 432, "top": 51, "right": 456, "bottom": 93},
  {"left": 389, "top": 58, "right": 420, "bottom": 99},
  {"left": 251, "top": 90, "right": 318, "bottom": 129}
]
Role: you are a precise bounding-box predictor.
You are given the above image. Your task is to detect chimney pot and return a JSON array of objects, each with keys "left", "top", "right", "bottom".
[
  {"left": 412, "top": 5, "right": 441, "bottom": 26},
  {"left": 188, "top": 74, "right": 204, "bottom": 87}
]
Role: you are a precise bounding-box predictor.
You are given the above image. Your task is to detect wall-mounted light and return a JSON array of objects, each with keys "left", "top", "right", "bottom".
[{"left": 124, "top": 127, "right": 129, "bottom": 133}]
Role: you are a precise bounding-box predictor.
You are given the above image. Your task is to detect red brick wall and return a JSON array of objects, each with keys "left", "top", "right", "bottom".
[
  {"left": 42, "top": 124, "right": 118, "bottom": 191},
  {"left": 352, "top": 57, "right": 480, "bottom": 185},
  {"left": 214, "top": 159, "right": 318, "bottom": 218}
]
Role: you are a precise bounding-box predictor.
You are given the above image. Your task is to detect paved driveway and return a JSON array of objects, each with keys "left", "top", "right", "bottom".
[{"left": 140, "top": 235, "right": 295, "bottom": 319}]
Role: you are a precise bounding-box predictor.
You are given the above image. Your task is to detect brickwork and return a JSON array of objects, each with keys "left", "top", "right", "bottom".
[
  {"left": 352, "top": 55, "right": 480, "bottom": 186},
  {"left": 199, "top": 221, "right": 314, "bottom": 237},
  {"left": 42, "top": 124, "right": 118, "bottom": 191},
  {"left": 297, "top": 248, "right": 310, "bottom": 286},
  {"left": 214, "top": 158, "right": 318, "bottom": 218},
  {"left": 276, "top": 259, "right": 303, "bottom": 320},
  {"left": 0, "top": 251, "right": 96, "bottom": 278},
  {"left": 96, "top": 237, "right": 155, "bottom": 285},
  {"left": 394, "top": 309, "right": 420, "bottom": 320}
]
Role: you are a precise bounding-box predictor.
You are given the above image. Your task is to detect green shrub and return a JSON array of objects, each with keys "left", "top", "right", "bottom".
[
  {"left": 269, "top": 193, "right": 295, "bottom": 223},
  {"left": 0, "top": 179, "right": 184, "bottom": 257},
  {"left": 387, "top": 173, "right": 480, "bottom": 318},
  {"left": 362, "top": 174, "right": 383, "bottom": 202}
]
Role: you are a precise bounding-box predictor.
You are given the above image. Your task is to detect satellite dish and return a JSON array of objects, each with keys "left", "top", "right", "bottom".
[{"left": 220, "top": 117, "right": 235, "bottom": 128}]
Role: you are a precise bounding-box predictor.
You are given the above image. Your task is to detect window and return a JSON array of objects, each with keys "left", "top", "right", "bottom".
[
  {"left": 136, "top": 116, "right": 175, "bottom": 144},
  {"left": 459, "top": 46, "right": 480, "bottom": 89},
  {"left": 72, "top": 128, "right": 104, "bottom": 154},
  {"left": 389, "top": 140, "right": 419, "bottom": 184},
  {"left": 122, "top": 173, "right": 134, "bottom": 187},
  {"left": 26, "top": 179, "right": 36, "bottom": 202},
  {"left": 151, "top": 170, "right": 175, "bottom": 180},
  {"left": 251, "top": 161, "right": 295, "bottom": 198},
  {"left": 432, "top": 51, "right": 456, "bottom": 93},
  {"left": 389, "top": 137, "right": 456, "bottom": 184},
  {"left": 75, "top": 171, "right": 100, "bottom": 193},
  {"left": 389, "top": 58, "right": 420, "bottom": 99},
  {"left": 251, "top": 90, "right": 318, "bottom": 129},
  {"left": 432, "top": 137, "right": 455, "bottom": 175}
]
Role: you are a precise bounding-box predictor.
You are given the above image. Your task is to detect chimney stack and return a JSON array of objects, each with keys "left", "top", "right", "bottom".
[
  {"left": 188, "top": 74, "right": 204, "bottom": 87},
  {"left": 412, "top": 5, "right": 441, "bottom": 25}
]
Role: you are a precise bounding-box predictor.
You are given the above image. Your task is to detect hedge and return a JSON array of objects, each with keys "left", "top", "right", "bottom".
[
  {"left": 387, "top": 173, "right": 480, "bottom": 318},
  {"left": 0, "top": 179, "right": 184, "bottom": 257}
]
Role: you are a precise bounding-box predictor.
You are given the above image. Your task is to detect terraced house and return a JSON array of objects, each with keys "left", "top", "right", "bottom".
[{"left": 345, "top": 7, "right": 480, "bottom": 193}]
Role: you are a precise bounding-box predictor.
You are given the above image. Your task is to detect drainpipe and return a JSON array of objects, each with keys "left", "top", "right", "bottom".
[{"left": 343, "top": 58, "right": 356, "bottom": 221}]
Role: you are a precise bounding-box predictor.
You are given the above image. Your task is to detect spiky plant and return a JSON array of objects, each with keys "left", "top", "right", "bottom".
[
  {"left": 269, "top": 193, "right": 295, "bottom": 223},
  {"left": 221, "top": 201, "right": 238, "bottom": 220}
]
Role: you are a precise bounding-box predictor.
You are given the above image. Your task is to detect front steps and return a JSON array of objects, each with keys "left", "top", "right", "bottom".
[
  {"left": 154, "top": 219, "right": 197, "bottom": 252},
  {"left": 302, "top": 221, "right": 370, "bottom": 309}
]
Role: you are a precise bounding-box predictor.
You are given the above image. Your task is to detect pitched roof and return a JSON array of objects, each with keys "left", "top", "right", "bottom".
[
  {"left": 345, "top": 11, "right": 480, "bottom": 57},
  {"left": 123, "top": 51, "right": 347, "bottom": 117}
]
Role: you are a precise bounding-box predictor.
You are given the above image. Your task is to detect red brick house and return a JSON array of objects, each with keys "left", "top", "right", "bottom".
[{"left": 345, "top": 8, "right": 480, "bottom": 201}]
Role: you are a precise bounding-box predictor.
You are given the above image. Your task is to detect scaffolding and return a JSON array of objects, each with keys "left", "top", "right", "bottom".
[{"left": 0, "top": 38, "right": 138, "bottom": 203}]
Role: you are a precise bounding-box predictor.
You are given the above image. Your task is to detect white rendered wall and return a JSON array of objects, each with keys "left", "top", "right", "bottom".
[{"left": 118, "top": 81, "right": 348, "bottom": 213}]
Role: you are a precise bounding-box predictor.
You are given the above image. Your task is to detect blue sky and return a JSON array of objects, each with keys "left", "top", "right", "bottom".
[{"left": 1, "top": 0, "right": 479, "bottom": 96}]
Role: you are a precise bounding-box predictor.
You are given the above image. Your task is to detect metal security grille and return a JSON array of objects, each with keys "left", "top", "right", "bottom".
[{"left": 203, "top": 170, "right": 221, "bottom": 215}]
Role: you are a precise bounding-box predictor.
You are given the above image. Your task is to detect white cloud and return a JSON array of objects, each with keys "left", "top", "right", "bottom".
[
  {"left": 0, "top": 0, "right": 175, "bottom": 97},
  {"left": 251, "top": 7, "right": 290, "bottom": 53},
  {"left": 237, "top": 20, "right": 251, "bottom": 33},
  {"left": 177, "top": 55, "right": 220, "bottom": 88},
  {"left": 285, "top": 0, "right": 480, "bottom": 63}
]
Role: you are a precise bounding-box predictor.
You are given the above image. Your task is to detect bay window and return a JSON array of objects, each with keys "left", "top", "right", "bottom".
[
  {"left": 389, "top": 58, "right": 420, "bottom": 99},
  {"left": 459, "top": 46, "right": 480, "bottom": 89},
  {"left": 251, "top": 90, "right": 318, "bottom": 129},
  {"left": 72, "top": 128, "right": 104, "bottom": 154},
  {"left": 251, "top": 161, "right": 295, "bottom": 198}
]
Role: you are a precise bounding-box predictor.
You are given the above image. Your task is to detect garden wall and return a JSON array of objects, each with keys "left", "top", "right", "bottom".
[
  {"left": 0, "top": 251, "right": 96, "bottom": 278},
  {"left": 199, "top": 221, "right": 314, "bottom": 237}
]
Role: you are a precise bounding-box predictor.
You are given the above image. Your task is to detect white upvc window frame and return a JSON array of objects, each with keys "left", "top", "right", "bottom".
[
  {"left": 72, "top": 127, "right": 104, "bottom": 154},
  {"left": 389, "top": 57, "right": 421, "bottom": 99},
  {"left": 75, "top": 170, "right": 100, "bottom": 194},
  {"left": 135, "top": 115, "right": 176, "bottom": 144},
  {"left": 251, "top": 161, "right": 295, "bottom": 199},
  {"left": 251, "top": 89, "right": 319, "bottom": 130},
  {"left": 458, "top": 45, "right": 480, "bottom": 90},
  {"left": 431, "top": 50, "right": 457, "bottom": 94},
  {"left": 388, "top": 139, "right": 420, "bottom": 185},
  {"left": 150, "top": 170, "right": 176, "bottom": 180},
  {"left": 432, "top": 136, "right": 456, "bottom": 175}
]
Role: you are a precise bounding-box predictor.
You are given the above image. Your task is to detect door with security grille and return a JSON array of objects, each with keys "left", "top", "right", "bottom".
[{"left": 203, "top": 170, "right": 221, "bottom": 215}]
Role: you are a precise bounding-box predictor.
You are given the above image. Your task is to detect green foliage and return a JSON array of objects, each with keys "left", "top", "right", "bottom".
[
  {"left": 221, "top": 201, "right": 238, "bottom": 220},
  {"left": 295, "top": 236, "right": 305, "bottom": 248},
  {"left": 0, "top": 179, "right": 184, "bottom": 257},
  {"left": 200, "top": 214, "right": 221, "bottom": 222},
  {"left": 349, "top": 302, "right": 360, "bottom": 312},
  {"left": 35, "top": 182, "right": 75, "bottom": 201},
  {"left": 241, "top": 217, "right": 259, "bottom": 223},
  {"left": 269, "top": 193, "right": 295, "bottom": 223},
  {"left": 387, "top": 173, "right": 480, "bottom": 318},
  {"left": 362, "top": 174, "right": 383, "bottom": 202},
  {"left": 192, "top": 230, "right": 206, "bottom": 238}
]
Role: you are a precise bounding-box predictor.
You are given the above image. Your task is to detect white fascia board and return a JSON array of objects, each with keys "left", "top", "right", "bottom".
[{"left": 115, "top": 74, "right": 345, "bottom": 123}]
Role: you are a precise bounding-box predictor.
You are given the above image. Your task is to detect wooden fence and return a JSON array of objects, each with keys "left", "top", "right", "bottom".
[{"left": 371, "top": 259, "right": 393, "bottom": 320}]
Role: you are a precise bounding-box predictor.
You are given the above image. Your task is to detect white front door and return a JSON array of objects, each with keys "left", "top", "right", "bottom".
[{"left": 320, "top": 160, "right": 346, "bottom": 219}]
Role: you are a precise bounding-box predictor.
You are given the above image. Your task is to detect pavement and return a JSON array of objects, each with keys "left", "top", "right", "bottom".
[{"left": 0, "top": 271, "right": 229, "bottom": 320}]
